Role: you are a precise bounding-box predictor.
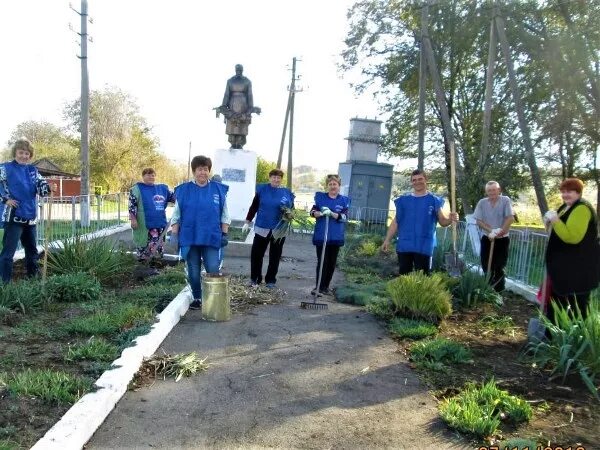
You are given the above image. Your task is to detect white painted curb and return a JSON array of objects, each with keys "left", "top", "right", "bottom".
[{"left": 30, "top": 285, "right": 192, "bottom": 450}]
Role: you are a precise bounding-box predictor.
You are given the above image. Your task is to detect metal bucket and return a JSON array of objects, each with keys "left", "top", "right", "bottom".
[{"left": 201, "top": 274, "right": 231, "bottom": 321}]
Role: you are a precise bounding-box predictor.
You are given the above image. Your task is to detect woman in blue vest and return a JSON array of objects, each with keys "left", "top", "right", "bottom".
[
  {"left": 0, "top": 139, "right": 54, "bottom": 282},
  {"left": 171, "top": 156, "right": 230, "bottom": 310},
  {"left": 128, "top": 168, "right": 175, "bottom": 261},
  {"left": 243, "top": 168, "right": 295, "bottom": 287},
  {"left": 310, "top": 174, "right": 350, "bottom": 296}
]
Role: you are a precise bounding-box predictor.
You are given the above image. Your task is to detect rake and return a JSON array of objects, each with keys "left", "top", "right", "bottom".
[{"left": 301, "top": 214, "right": 329, "bottom": 310}]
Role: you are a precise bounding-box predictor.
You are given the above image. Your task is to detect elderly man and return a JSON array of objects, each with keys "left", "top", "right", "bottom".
[
  {"left": 473, "top": 181, "right": 514, "bottom": 292},
  {"left": 382, "top": 169, "right": 458, "bottom": 275}
]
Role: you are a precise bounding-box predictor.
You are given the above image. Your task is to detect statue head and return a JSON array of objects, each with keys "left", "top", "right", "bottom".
[{"left": 235, "top": 64, "right": 243, "bottom": 76}]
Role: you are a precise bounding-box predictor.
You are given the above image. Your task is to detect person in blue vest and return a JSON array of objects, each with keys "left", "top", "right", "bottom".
[
  {"left": 382, "top": 169, "right": 458, "bottom": 275},
  {"left": 242, "top": 168, "right": 295, "bottom": 287},
  {"left": 170, "top": 156, "right": 230, "bottom": 310},
  {"left": 128, "top": 168, "right": 175, "bottom": 261},
  {"left": 309, "top": 174, "right": 350, "bottom": 296},
  {"left": 0, "top": 139, "right": 55, "bottom": 282}
]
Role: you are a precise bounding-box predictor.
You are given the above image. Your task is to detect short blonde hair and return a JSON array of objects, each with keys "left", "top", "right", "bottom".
[{"left": 326, "top": 174, "right": 341, "bottom": 186}]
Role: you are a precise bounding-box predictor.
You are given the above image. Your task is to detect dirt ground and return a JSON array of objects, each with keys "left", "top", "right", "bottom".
[{"left": 87, "top": 236, "right": 470, "bottom": 449}]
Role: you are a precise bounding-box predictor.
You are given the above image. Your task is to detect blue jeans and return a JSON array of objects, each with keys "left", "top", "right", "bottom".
[
  {"left": 0, "top": 222, "right": 39, "bottom": 283},
  {"left": 186, "top": 245, "right": 220, "bottom": 300}
]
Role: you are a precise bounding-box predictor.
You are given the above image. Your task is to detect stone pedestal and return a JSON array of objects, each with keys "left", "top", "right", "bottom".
[{"left": 212, "top": 148, "right": 257, "bottom": 221}]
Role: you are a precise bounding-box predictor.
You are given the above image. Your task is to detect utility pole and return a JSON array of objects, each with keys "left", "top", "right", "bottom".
[
  {"left": 71, "top": 0, "right": 91, "bottom": 226},
  {"left": 417, "top": 2, "right": 429, "bottom": 171},
  {"left": 277, "top": 57, "right": 302, "bottom": 189}
]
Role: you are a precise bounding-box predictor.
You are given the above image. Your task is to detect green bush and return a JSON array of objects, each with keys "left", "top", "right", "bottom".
[
  {"left": 526, "top": 299, "right": 600, "bottom": 399},
  {"left": 439, "top": 379, "right": 532, "bottom": 438},
  {"left": 0, "top": 279, "right": 45, "bottom": 314},
  {"left": 386, "top": 272, "right": 452, "bottom": 322},
  {"left": 409, "top": 337, "right": 471, "bottom": 370},
  {"left": 45, "top": 272, "right": 101, "bottom": 304},
  {"left": 47, "top": 235, "right": 136, "bottom": 284},
  {"left": 389, "top": 317, "right": 437, "bottom": 340},
  {"left": 452, "top": 270, "right": 503, "bottom": 308},
  {"left": 365, "top": 297, "right": 395, "bottom": 320},
  {"left": 65, "top": 337, "right": 119, "bottom": 362},
  {"left": 336, "top": 281, "right": 388, "bottom": 306},
  {"left": 1, "top": 369, "right": 92, "bottom": 404}
]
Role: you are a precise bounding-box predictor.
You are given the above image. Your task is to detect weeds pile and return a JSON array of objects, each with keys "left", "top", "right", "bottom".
[
  {"left": 229, "top": 275, "right": 284, "bottom": 312},
  {"left": 132, "top": 351, "right": 209, "bottom": 388}
]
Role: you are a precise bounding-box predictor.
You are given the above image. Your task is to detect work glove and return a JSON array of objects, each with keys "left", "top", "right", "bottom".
[
  {"left": 488, "top": 230, "right": 497, "bottom": 239},
  {"left": 543, "top": 210, "right": 558, "bottom": 223},
  {"left": 221, "top": 233, "right": 229, "bottom": 248},
  {"left": 320, "top": 207, "right": 332, "bottom": 217},
  {"left": 242, "top": 223, "right": 251, "bottom": 234}
]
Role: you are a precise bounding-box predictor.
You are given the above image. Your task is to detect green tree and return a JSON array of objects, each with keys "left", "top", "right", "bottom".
[
  {"left": 341, "top": 0, "right": 537, "bottom": 213},
  {"left": 5, "top": 121, "right": 79, "bottom": 173}
]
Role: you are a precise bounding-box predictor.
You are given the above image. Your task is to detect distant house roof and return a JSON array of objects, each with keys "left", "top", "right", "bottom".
[{"left": 33, "top": 158, "right": 80, "bottom": 178}]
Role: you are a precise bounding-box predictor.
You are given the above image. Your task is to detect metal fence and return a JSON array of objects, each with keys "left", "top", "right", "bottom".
[
  {"left": 35, "top": 193, "right": 129, "bottom": 246},
  {"left": 340, "top": 206, "right": 551, "bottom": 290}
]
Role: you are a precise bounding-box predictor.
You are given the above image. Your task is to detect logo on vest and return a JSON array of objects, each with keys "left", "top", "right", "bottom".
[
  {"left": 153, "top": 194, "right": 166, "bottom": 211},
  {"left": 213, "top": 194, "right": 220, "bottom": 205},
  {"left": 428, "top": 205, "right": 434, "bottom": 215}
]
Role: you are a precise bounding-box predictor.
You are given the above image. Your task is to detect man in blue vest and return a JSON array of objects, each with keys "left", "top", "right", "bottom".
[{"left": 382, "top": 169, "right": 458, "bottom": 275}]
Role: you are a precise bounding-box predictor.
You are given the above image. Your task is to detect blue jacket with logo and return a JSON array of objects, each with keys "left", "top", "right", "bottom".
[
  {"left": 312, "top": 192, "right": 350, "bottom": 246},
  {"left": 394, "top": 192, "right": 443, "bottom": 256},
  {"left": 254, "top": 184, "right": 295, "bottom": 229}
]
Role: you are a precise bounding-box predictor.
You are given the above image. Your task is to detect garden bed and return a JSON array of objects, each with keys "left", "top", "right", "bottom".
[
  {"left": 339, "top": 233, "right": 600, "bottom": 448},
  {"left": 0, "top": 241, "right": 186, "bottom": 449}
]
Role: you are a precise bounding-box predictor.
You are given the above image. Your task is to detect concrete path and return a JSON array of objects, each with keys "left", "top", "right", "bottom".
[{"left": 87, "top": 236, "right": 467, "bottom": 449}]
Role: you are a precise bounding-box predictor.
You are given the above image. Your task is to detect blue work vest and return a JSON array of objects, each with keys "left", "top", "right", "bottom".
[
  {"left": 175, "top": 181, "right": 228, "bottom": 249},
  {"left": 5, "top": 161, "right": 38, "bottom": 220},
  {"left": 394, "top": 193, "right": 443, "bottom": 256},
  {"left": 312, "top": 192, "right": 350, "bottom": 246},
  {"left": 137, "top": 183, "right": 170, "bottom": 229},
  {"left": 254, "top": 184, "right": 295, "bottom": 229}
]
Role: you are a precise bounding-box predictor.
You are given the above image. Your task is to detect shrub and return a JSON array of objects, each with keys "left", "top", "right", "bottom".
[
  {"left": 0, "top": 279, "right": 45, "bottom": 314},
  {"left": 65, "top": 337, "right": 119, "bottom": 362},
  {"left": 45, "top": 272, "right": 101, "bottom": 304},
  {"left": 47, "top": 235, "right": 136, "bottom": 284},
  {"left": 439, "top": 379, "right": 532, "bottom": 438},
  {"left": 365, "top": 297, "right": 395, "bottom": 320},
  {"left": 409, "top": 337, "right": 471, "bottom": 370},
  {"left": 1, "top": 369, "right": 92, "bottom": 404},
  {"left": 452, "top": 270, "right": 502, "bottom": 308},
  {"left": 526, "top": 299, "right": 600, "bottom": 399},
  {"left": 386, "top": 272, "right": 452, "bottom": 322},
  {"left": 388, "top": 317, "right": 437, "bottom": 340}
]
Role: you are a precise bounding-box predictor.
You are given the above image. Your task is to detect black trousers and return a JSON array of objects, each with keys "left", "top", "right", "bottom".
[
  {"left": 397, "top": 252, "right": 431, "bottom": 276},
  {"left": 480, "top": 236, "right": 510, "bottom": 292},
  {"left": 315, "top": 244, "right": 340, "bottom": 290},
  {"left": 250, "top": 232, "right": 285, "bottom": 284}
]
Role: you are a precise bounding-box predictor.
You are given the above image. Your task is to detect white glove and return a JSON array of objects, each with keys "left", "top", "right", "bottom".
[
  {"left": 544, "top": 210, "right": 558, "bottom": 223},
  {"left": 488, "top": 231, "right": 497, "bottom": 239},
  {"left": 242, "top": 223, "right": 251, "bottom": 234},
  {"left": 321, "top": 207, "right": 332, "bottom": 217}
]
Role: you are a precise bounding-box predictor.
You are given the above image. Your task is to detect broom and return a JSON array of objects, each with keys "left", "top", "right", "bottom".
[{"left": 301, "top": 214, "right": 329, "bottom": 310}]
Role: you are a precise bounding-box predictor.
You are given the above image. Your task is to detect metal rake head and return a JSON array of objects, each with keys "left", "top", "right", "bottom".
[{"left": 300, "top": 300, "right": 328, "bottom": 310}]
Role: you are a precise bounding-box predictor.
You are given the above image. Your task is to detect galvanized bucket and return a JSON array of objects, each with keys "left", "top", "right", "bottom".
[{"left": 201, "top": 274, "right": 231, "bottom": 321}]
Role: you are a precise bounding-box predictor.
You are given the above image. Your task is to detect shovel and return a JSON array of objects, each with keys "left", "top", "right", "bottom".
[
  {"left": 486, "top": 236, "right": 495, "bottom": 282},
  {"left": 444, "top": 141, "right": 463, "bottom": 278},
  {"left": 301, "top": 214, "right": 329, "bottom": 310}
]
